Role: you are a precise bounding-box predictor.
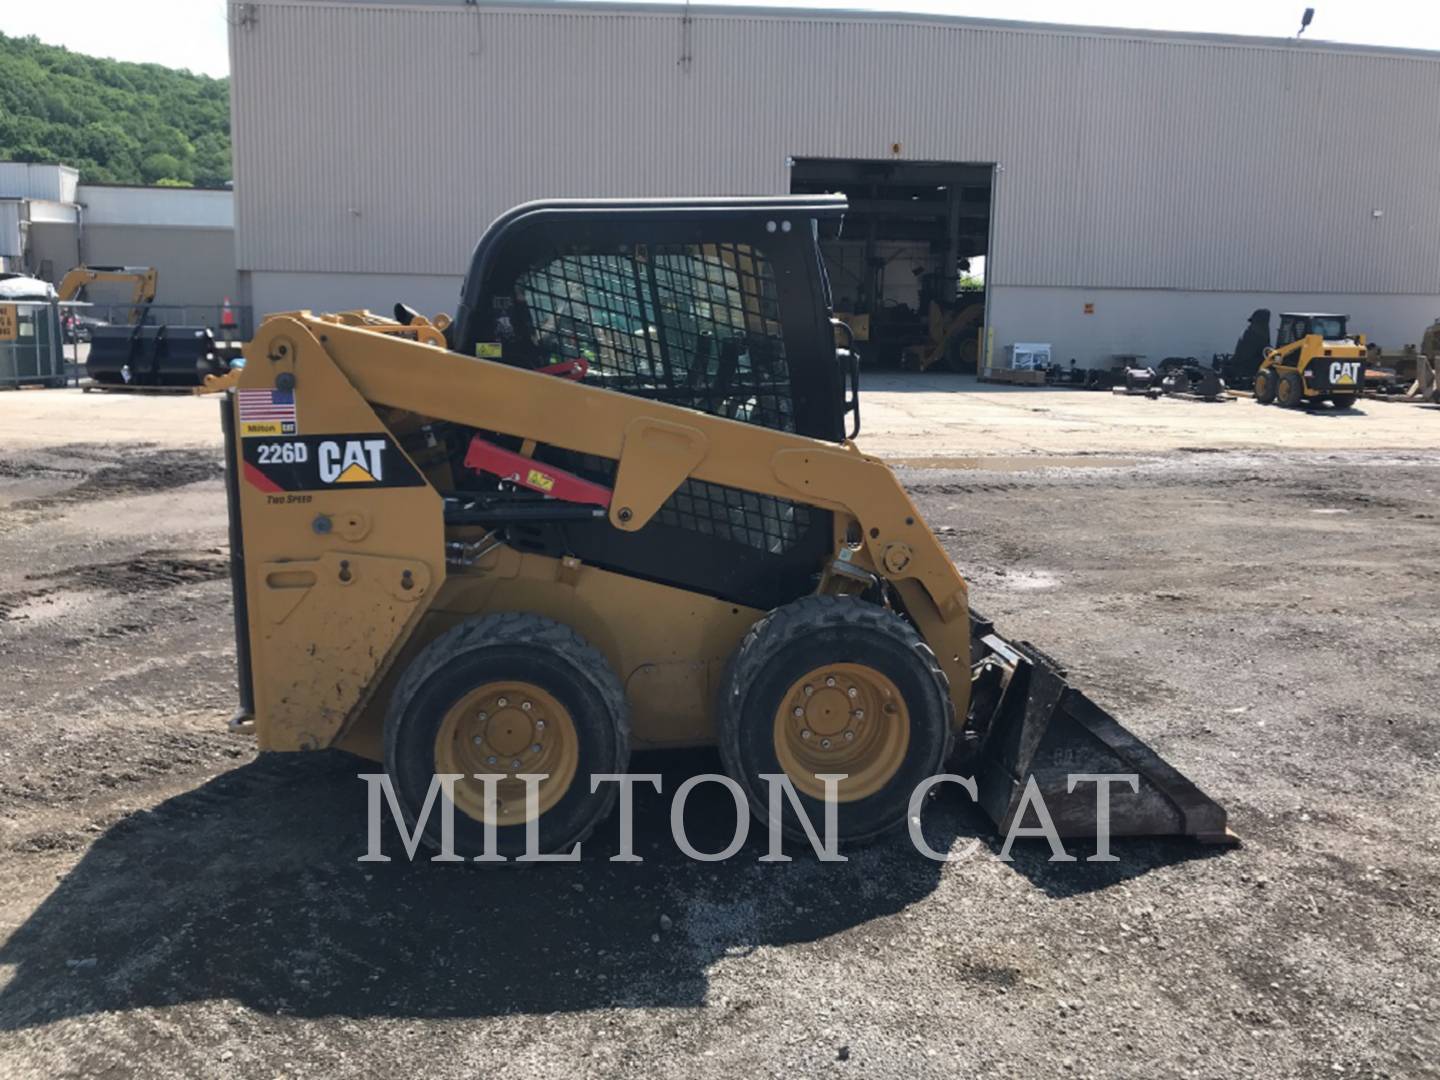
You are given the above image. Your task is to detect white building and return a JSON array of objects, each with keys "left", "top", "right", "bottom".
[
  {"left": 228, "top": 1, "right": 1440, "bottom": 365},
  {"left": 0, "top": 163, "right": 237, "bottom": 307}
]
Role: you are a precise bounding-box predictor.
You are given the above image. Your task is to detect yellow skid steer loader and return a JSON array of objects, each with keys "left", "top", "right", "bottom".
[
  {"left": 1253, "top": 312, "right": 1366, "bottom": 408},
  {"left": 218, "top": 197, "right": 1230, "bottom": 857}
]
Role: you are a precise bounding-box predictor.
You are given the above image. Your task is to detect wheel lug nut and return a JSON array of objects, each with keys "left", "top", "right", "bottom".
[
  {"left": 510, "top": 758, "right": 522, "bottom": 769},
  {"left": 844, "top": 730, "right": 855, "bottom": 741},
  {"left": 530, "top": 743, "right": 541, "bottom": 754},
  {"left": 853, "top": 709, "right": 864, "bottom": 720},
  {"left": 825, "top": 677, "right": 836, "bottom": 687},
  {"left": 521, "top": 701, "right": 532, "bottom": 711},
  {"left": 793, "top": 706, "right": 805, "bottom": 718},
  {"left": 486, "top": 755, "right": 497, "bottom": 765},
  {"left": 497, "top": 697, "right": 508, "bottom": 707},
  {"left": 804, "top": 685, "right": 814, "bottom": 696},
  {"left": 820, "top": 738, "right": 832, "bottom": 749},
  {"left": 800, "top": 729, "right": 812, "bottom": 740},
  {"left": 847, "top": 687, "right": 858, "bottom": 698},
  {"left": 535, "top": 719, "right": 545, "bottom": 730},
  {"left": 477, "top": 711, "right": 488, "bottom": 722},
  {"left": 472, "top": 735, "right": 484, "bottom": 747}
]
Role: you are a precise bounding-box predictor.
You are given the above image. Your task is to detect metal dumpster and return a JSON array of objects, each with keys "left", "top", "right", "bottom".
[{"left": 0, "top": 298, "right": 65, "bottom": 388}]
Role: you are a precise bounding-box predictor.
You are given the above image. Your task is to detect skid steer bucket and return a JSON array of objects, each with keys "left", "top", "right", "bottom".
[{"left": 962, "top": 620, "right": 1235, "bottom": 845}]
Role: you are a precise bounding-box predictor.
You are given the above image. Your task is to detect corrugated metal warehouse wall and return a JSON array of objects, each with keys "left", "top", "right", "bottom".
[
  {"left": 22, "top": 186, "right": 239, "bottom": 307},
  {"left": 230, "top": 0, "right": 1440, "bottom": 358}
]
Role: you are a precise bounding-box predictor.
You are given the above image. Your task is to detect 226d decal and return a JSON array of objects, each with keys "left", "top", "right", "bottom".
[{"left": 242, "top": 434, "right": 425, "bottom": 493}]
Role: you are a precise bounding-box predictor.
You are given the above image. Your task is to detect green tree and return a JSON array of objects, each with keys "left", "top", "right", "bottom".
[
  {"left": 0, "top": 31, "right": 230, "bottom": 188},
  {"left": 140, "top": 152, "right": 190, "bottom": 185}
]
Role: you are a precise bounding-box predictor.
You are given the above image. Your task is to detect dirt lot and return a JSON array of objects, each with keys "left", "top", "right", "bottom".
[{"left": 1, "top": 384, "right": 1438, "bottom": 1079}]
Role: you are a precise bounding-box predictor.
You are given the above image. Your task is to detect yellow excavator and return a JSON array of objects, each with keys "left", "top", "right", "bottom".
[
  {"left": 214, "top": 197, "right": 1230, "bottom": 858},
  {"left": 56, "top": 265, "right": 158, "bottom": 318}
]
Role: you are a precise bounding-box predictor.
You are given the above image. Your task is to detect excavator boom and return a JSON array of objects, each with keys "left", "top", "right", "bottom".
[{"left": 56, "top": 265, "right": 158, "bottom": 317}]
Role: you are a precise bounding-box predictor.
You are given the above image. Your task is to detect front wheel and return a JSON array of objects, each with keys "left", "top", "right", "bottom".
[
  {"left": 1254, "top": 369, "right": 1277, "bottom": 404},
  {"left": 717, "top": 596, "right": 953, "bottom": 846}
]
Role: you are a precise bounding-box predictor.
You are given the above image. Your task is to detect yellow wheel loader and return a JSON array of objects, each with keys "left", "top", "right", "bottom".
[
  {"left": 1253, "top": 312, "right": 1366, "bottom": 409},
  {"left": 218, "top": 197, "right": 1231, "bottom": 858}
]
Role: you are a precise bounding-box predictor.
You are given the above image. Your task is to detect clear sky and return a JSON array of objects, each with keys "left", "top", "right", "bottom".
[{"left": 5, "top": 0, "right": 1438, "bottom": 78}]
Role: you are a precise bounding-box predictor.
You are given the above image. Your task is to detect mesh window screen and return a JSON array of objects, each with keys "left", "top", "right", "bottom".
[
  {"left": 515, "top": 243, "right": 796, "bottom": 432},
  {"left": 512, "top": 242, "right": 813, "bottom": 557},
  {"left": 655, "top": 477, "right": 813, "bottom": 556},
  {"left": 533, "top": 443, "right": 814, "bottom": 557}
]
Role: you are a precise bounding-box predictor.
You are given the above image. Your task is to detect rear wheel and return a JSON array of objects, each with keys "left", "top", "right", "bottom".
[
  {"left": 1276, "top": 370, "right": 1304, "bottom": 408},
  {"left": 717, "top": 596, "right": 952, "bottom": 845},
  {"left": 384, "top": 613, "right": 628, "bottom": 860},
  {"left": 1254, "top": 369, "right": 1277, "bottom": 404},
  {"left": 1329, "top": 393, "right": 1357, "bottom": 409}
]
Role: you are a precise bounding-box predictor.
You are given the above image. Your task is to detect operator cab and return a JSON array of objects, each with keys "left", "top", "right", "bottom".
[
  {"left": 451, "top": 197, "right": 858, "bottom": 444},
  {"left": 1277, "top": 313, "right": 1352, "bottom": 347},
  {"left": 442, "top": 197, "right": 862, "bottom": 610}
]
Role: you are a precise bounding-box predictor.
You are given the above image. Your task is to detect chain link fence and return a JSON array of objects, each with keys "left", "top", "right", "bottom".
[{"left": 72, "top": 302, "right": 255, "bottom": 342}]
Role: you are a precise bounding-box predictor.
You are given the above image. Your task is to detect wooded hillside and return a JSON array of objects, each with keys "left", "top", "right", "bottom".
[{"left": 0, "top": 32, "right": 229, "bottom": 188}]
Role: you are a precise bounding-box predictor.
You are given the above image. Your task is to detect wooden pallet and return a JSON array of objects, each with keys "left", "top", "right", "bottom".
[
  {"left": 79, "top": 379, "right": 199, "bottom": 395},
  {"left": 979, "top": 367, "right": 1047, "bottom": 386}
]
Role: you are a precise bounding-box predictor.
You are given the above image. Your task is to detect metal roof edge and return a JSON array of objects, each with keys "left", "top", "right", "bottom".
[{"left": 245, "top": 0, "right": 1440, "bottom": 63}]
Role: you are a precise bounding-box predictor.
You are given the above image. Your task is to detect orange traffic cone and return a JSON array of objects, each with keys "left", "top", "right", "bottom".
[{"left": 220, "top": 297, "right": 237, "bottom": 343}]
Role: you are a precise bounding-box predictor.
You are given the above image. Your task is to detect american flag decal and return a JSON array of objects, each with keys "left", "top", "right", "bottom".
[{"left": 237, "top": 388, "right": 297, "bottom": 434}]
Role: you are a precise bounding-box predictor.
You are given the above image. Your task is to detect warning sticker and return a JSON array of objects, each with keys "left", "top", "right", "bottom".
[
  {"left": 475, "top": 342, "right": 503, "bottom": 359},
  {"left": 241, "top": 433, "right": 426, "bottom": 493},
  {"left": 0, "top": 305, "right": 16, "bottom": 342}
]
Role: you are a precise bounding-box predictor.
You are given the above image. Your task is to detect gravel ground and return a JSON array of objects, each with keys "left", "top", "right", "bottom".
[{"left": 0, "top": 422, "right": 1438, "bottom": 1078}]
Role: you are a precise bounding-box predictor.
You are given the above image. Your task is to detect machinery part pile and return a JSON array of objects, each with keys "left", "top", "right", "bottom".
[
  {"left": 1112, "top": 366, "right": 1160, "bottom": 396},
  {"left": 1224, "top": 308, "right": 1272, "bottom": 388},
  {"left": 1157, "top": 357, "right": 1228, "bottom": 401}
]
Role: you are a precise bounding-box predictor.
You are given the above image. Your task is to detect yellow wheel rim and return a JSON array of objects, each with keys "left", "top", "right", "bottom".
[
  {"left": 773, "top": 663, "right": 910, "bottom": 802},
  {"left": 434, "top": 681, "right": 578, "bottom": 827}
]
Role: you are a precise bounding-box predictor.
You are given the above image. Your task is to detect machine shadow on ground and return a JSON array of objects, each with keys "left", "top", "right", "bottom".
[{"left": 0, "top": 749, "right": 1217, "bottom": 1029}]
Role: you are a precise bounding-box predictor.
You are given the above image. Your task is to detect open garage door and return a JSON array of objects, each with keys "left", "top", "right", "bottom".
[{"left": 790, "top": 159, "right": 994, "bottom": 372}]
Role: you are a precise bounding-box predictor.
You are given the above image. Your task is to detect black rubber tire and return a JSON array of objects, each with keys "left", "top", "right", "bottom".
[
  {"left": 716, "top": 595, "right": 953, "bottom": 846},
  {"left": 1276, "top": 370, "right": 1304, "bottom": 408},
  {"left": 383, "top": 613, "right": 629, "bottom": 860},
  {"left": 1329, "top": 393, "right": 1357, "bottom": 409},
  {"left": 1254, "top": 369, "right": 1277, "bottom": 404}
]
